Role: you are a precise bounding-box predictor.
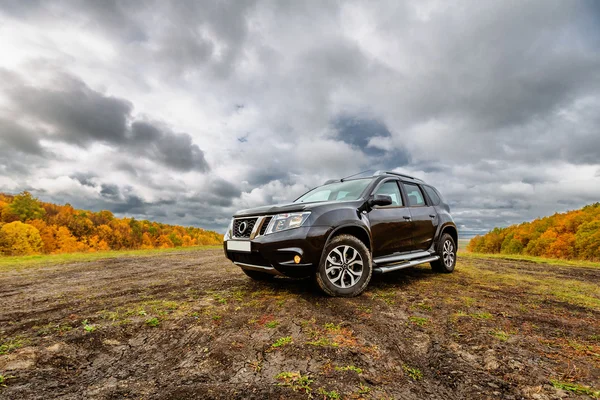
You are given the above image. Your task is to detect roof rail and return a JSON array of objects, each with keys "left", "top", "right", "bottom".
[
  {"left": 373, "top": 170, "right": 424, "bottom": 182},
  {"left": 323, "top": 179, "right": 339, "bottom": 185}
]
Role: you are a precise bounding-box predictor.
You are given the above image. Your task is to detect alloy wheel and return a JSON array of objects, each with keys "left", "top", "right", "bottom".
[
  {"left": 324, "top": 245, "right": 364, "bottom": 289},
  {"left": 443, "top": 240, "right": 455, "bottom": 268}
]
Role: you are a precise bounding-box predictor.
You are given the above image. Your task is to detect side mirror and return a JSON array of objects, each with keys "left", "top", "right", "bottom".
[{"left": 369, "top": 194, "right": 393, "bottom": 207}]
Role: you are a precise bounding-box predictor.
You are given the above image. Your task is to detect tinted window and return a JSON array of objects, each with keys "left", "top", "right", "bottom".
[
  {"left": 374, "top": 181, "right": 402, "bottom": 206},
  {"left": 423, "top": 185, "right": 441, "bottom": 206},
  {"left": 403, "top": 183, "right": 426, "bottom": 207}
]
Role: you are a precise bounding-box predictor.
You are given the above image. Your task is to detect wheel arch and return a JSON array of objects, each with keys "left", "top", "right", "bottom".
[
  {"left": 440, "top": 224, "right": 458, "bottom": 246},
  {"left": 326, "top": 224, "right": 372, "bottom": 252}
]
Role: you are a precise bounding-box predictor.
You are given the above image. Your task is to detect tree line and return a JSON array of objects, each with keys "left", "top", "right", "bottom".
[
  {"left": 0, "top": 192, "right": 223, "bottom": 256},
  {"left": 468, "top": 203, "right": 600, "bottom": 261}
]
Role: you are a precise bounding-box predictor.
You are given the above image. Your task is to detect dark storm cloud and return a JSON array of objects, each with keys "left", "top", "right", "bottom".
[
  {"left": 100, "top": 184, "right": 120, "bottom": 198},
  {"left": 130, "top": 122, "right": 210, "bottom": 172},
  {"left": 71, "top": 173, "right": 97, "bottom": 188},
  {"left": 0, "top": 119, "right": 45, "bottom": 155},
  {"left": 11, "top": 78, "right": 132, "bottom": 145},
  {"left": 4, "top": 74, "right": 209, "bottom": 173},
  {"left": 333, "top": 115, "right": 390, "bottom": 156}
]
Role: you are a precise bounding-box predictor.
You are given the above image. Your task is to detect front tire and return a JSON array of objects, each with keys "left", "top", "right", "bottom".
[
  {"left": 315, "top": 234, "right": 372, "bottom": 297},
  {"left": 431, "top": 233, "right": 456, "bottom": 273},
  {"left": 242, "top": 268, "right": 275, "bottom": 281}
]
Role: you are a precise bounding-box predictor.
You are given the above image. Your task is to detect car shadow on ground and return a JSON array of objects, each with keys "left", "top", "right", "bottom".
[{"left": 241, "top": 265, "right": 437, "bottom": 298}]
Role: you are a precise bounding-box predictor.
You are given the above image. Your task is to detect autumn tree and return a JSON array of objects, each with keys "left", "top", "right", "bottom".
[
  {"left": 8, "top": 192, "right": 46, "bottom": 222},
  {"left": 0, "top": 221, "right": 43, "bottom": 256}
]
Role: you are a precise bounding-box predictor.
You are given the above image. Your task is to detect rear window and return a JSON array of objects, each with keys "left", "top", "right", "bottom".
[
  {"left": 403, "top": 183, "right": 426, "bottom": 207},
  {"left": 423, "top": 185, "right": 441, "bottom": 206}
]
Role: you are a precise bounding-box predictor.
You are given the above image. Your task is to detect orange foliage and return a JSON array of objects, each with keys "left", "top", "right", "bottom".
[
  {"left": 0, "top": 191, "right": 223, "bottom": 256},
  {"left": 468, "top": 203, "right": 600, "bottom": 261}
]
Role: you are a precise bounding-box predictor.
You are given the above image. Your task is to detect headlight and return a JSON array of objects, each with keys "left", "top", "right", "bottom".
[
  {"left": 265, "top": 212, "right": 311, "bottom": 234},
  {"left": 224, "top": 219, "right": 233, "bottom": 240}
]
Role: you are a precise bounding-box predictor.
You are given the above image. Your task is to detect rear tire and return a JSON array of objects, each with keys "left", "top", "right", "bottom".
[
  {"left": 315, "top": 234, "right": 372, "bottom": 297},
  {"left": 242, "top": 268, "right": 275, "bottom": 281},
  {"left": 431, "top": 233, "right": 456, "bottom": 273}
]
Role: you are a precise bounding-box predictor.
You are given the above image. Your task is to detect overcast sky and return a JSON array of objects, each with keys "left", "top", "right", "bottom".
[{"left": 0, "top": 1, "right": 599, "bottom": 235}]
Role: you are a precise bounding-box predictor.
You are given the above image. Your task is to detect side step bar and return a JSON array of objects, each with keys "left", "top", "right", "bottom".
[{"left": 373, "top": 255, "right": 439, "bottom": 274}]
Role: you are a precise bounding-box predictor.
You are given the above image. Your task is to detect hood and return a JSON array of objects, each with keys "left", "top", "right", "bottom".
[{"left": 233, "top": 200, "right": 360, "bottom": 218}]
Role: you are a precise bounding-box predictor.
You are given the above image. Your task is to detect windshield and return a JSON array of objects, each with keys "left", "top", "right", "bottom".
[{"left": 294, "top": 179, "right": 372, "bottom": 203}]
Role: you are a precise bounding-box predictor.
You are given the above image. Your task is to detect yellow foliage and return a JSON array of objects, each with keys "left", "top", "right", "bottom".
[
  {"left": 0, "top": 221, "right": 43, "bottom": 256},
  {"left": 469, "top": 203, "right": 600, "bottom": 261},
  {"left": 0, "top": 191, "right": 223, "bottom": 256}
]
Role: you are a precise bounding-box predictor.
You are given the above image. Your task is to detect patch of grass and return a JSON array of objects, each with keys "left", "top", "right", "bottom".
[
  {"left": 461, "top": 296, "right": 477, "bottom": 307},
  {"left": 458, "top": 261, "right": 600, "bottom": 311},
  {"left": 412, "top": 302, "right": 433, "bottom": 312},
  {"left": 0, "top": 338, "right": 27, "bottom": 355},
  {"left": 462, "top": 251, "right": 600, "bottom": 270},
  {"left": 357, "top": 383, "right": 371, "bottom": 395},
  {"left": 306, "top": 337, "right": 339, "bottom": 348},
  {"left": 213, "top": 293, "right": 228, "bottom": 304},
  {"left": 0, "top": 245, "right": 221, "bottom": 270},
  {"left": 265, "top": 320, "right": 279, "bottom": 329},
  {"left": 491, "top": 329, "right": 510, "bottom": 341},
  {"left": 275, "top": 372, "right": 313, "bottom": 396},
  {"left": 371, "top": 288, "right": 396, "bottom": 305},
  {"left": 356, "top": 305, "right": 372, "bottom": 314},
  {"left": 550, "top": 380, "right": 600, "bottom": 398},
  {"left": 324, "top": 323, "right": 342, "bottom": 332},
  {"left": 590, "top": 334, "right": 600, "bottom": 342},
  {"left": 403, "top": 365, "right": 423, "bottom": 381},
  {"left": 35, "top": 323, "right": 72, "bottom": 336},
  {"left": 409, "top": 316, "right": 429, "bottom": 327},
  {"left": 0, "top": 374, "right": 15, "bottom": 387},
  {"left": 335, "top": 365, "right": 362, "bottom": 374},
  {"left": 212, "top": 314, "right": 222, "bottom": 321},
  {"left": 145, "top": 317, "right": 160, "bottom": 327},
  {"left": 317, "top": 388, "right": 341, "bottom": 399},
  {"left": 272, "top": 336, "right": 292, "bottom": 348},
  {"left": 471, "top": 311, "right": 493, "bottom": 320},
  {"left": 82, "top": 319, "right": 97, "bottom": 333}
]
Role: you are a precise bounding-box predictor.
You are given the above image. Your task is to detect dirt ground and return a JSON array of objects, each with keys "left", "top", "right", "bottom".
[{"left": 1, "top": 249, "right": 599, "bottom": 399}]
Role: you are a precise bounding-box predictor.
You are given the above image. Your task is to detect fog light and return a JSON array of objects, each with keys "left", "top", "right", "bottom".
[{"left": 294, "top": 255, "right": 301, "bottom": 264}]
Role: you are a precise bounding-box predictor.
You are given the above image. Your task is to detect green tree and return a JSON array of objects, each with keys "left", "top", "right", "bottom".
[{"left": 8, "top": 191, "right": 46, "bottom": 222}]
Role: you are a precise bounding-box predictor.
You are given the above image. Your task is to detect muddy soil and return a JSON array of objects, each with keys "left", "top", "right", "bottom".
[{"left": 1, "top": 250, "right": 599, "bottom": 399}]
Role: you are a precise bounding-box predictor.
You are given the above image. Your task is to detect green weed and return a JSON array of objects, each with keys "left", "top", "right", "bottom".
[
  {"left": 357, "top": 383, "right": 371, "bottom": 394},
  {"left": 272, "top": 336, "right": 292, "bottom": 348},
  {"left": 265, "top": 320, "right": 279, "bottom": 329},
  {"left": 306, "top": 337, "right": 339, "bottom": 347},
  {"left": 403, "top": 365, "right": 423, "bottom": 381},
  {"left": 0, "top": 338, "right": 26, "bottom": 355},
  {"left": 275, "top": 372, "right": 313, "bottom": 396},
  {"left": 82, "top": 320, "right": 97, "bottom": 333},
  {"left": 317, "top": 388, "right": 341, "bottom": 399},
  {"left": 491, "top": 329, "right": 510, "bottom": 341},
  {"left": 550, "top": 380, "right": 600, "bottom": 398},
  {"left": 335, "top": 365, "right": 362, "bottom": 374},
  {"left": 409, "top": 316, "right": 429, "bottom": 327},
  {"left": 145, "top": 317, "right": 160, "bottom": 327}
]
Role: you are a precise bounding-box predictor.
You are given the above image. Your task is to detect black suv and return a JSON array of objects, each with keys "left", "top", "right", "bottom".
[{"left": 224, "top": 171, "right": 457, "bottom": 297}]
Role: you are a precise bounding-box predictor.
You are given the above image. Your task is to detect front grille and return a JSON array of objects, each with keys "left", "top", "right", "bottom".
[
  {"left": 259, "top": 216, "right": 272, "bottom": 236},
  {"left": 233, "top": 218, "right": 257, "bottom": 238},
  {"left": 229, "top": 252, "right": 270, "bottom": 267}
]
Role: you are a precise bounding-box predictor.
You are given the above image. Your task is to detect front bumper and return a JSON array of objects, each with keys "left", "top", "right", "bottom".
[{"left": 223, "top": 225, "right": 329, "bottom": 278}]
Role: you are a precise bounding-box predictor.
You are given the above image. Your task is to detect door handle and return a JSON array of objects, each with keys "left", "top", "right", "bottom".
[
  {"left": 403, "top": 215, "right": 411, "bottom": 220},
  {"left": 429, "top": 214, "right": 436, "bottom": 218}
]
